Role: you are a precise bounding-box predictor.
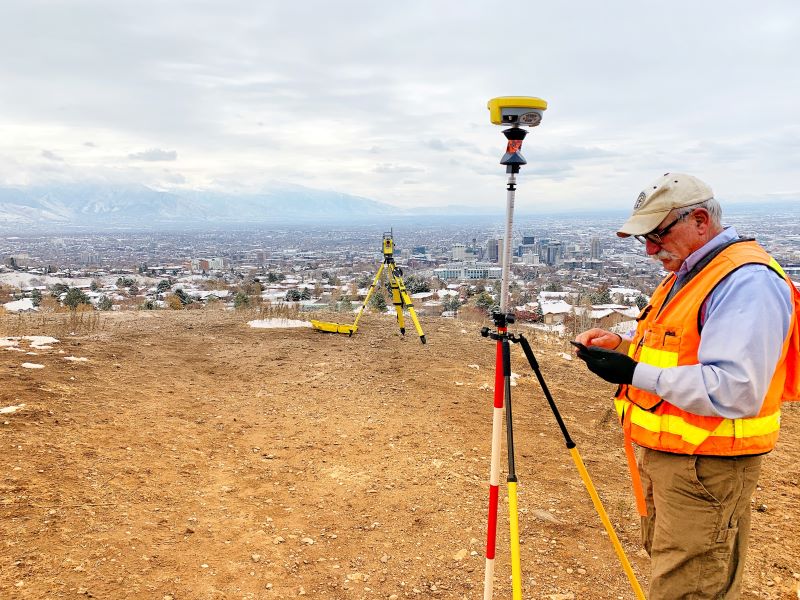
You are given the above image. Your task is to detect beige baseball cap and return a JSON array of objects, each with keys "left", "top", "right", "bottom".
[{"left": 617, "top": 173, "right": 714, "bottom": 237}]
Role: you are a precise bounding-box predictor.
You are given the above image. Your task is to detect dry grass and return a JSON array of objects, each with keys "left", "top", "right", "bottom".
[
  {"left": 0, "top": 306, "right": 104, "bottom": 337},
  {"left": 254, "top": 302, "right": 302, "bottom": 320}
]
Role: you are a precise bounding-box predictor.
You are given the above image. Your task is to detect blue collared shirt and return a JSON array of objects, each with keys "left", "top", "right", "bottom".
[{"left": 631, "top": 227, "right": 793, "bottom": 418}]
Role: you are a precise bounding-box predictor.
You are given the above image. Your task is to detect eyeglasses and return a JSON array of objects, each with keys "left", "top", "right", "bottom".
[{"left": 634, "top": 210, "right": 693, "bottom": 245}]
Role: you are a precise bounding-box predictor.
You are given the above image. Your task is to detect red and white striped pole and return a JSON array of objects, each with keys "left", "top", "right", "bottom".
[{"left": 483, "top": 330, "right": 506, "bottom": 599}]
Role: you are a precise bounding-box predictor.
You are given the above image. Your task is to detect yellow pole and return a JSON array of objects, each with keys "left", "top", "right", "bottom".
[
  {"left": 507, "top": 481, "right": 523, "bottom": 600},
  {"left": 569, "top": 447, "right": 646, "bottom": 600}
]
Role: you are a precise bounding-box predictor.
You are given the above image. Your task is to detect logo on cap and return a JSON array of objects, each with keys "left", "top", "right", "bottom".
[{"left": 634, "top": 192, "right": 646, "bottom": 210}]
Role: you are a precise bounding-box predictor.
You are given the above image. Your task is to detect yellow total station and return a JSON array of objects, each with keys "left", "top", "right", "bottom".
[{"left": 311, "top": 230, "right": 426, "bottom": 344}]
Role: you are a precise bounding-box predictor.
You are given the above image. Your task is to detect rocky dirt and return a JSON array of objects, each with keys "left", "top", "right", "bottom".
[{"left": 1, "top": 310, "right": 798, "bottom": 599}]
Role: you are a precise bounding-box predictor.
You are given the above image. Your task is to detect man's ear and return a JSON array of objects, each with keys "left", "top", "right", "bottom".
[{"left": 693, "top": 208, "right": 711, "bottom": 235}]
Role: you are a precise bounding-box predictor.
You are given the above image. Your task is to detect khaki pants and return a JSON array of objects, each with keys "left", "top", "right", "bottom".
[{"left": 639, "top": 448, "right": 763, "bottom": 600}]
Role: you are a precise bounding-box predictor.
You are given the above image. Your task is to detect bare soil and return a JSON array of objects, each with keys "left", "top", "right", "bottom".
[{"left": 1, "top": 310, "right": 798, "bottom": 599}]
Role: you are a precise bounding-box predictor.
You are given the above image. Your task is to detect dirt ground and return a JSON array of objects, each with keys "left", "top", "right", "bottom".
[{"left": 1, "top": 310, "right": 798, "bottom": 600}]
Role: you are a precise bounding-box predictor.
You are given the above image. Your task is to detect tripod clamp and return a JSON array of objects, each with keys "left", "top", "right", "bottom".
[{"left": 480, "top": 311, "right": 516, "bottom": 341}]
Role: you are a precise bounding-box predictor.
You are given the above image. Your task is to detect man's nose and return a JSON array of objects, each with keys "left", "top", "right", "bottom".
[{"left": 645, "top": 239, "right": 660, "bottom": 255}]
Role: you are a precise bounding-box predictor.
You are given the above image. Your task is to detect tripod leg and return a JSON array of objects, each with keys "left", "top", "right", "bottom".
[
  {"left": 394, "top": 270, "right": 426, "bottom": 344},
  {"left": 352, "top": 263, "right": 384, "bottom": 330},
  {"left": 388, "top": 267, "right": 407, "bottom": 335}
]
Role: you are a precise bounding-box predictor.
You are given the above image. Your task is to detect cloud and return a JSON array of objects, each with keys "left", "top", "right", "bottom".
[
  {"left": 0, "top": 1, "right": 798, "bottom": 208},
  {"left": 128, "top": 148, "right": 178, "bottom": 162},
  {"left": 373, "top": 163, "right": 425, "bottom": 174},
  {"left": 41, "top": 150, "right": 64, "bottom": 162}
]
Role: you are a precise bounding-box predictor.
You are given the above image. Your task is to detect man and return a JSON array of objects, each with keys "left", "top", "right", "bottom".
[{"left": 574, "top": 173, "right": 799, "bottom": 599}]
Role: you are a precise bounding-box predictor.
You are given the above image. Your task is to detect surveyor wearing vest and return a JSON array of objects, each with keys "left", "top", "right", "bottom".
[{"left": 574, "top": 173, "right": 798, "bottom": 600}]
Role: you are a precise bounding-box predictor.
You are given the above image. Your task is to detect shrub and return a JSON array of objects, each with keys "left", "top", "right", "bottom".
[
  {"left": 97, "top": 295, "right": 113, "bottom": 311},
  {"left": 166, "top": 295, "right": 183, "bottom": 310},
  {"left": 234, "top": 291, "right": 250, "bottom": 309},
  {"left": 63, "top": 287, "right": 91, "bottom": 309}
]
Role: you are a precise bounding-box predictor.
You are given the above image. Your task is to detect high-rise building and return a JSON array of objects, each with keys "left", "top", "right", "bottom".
[
  {"left": 590, "top": 238, "right": 602, "bottom": 260},
  {"left": 452, "top": 243, "right": 467, "bottom": 261},
  {"left": 487, "top": 238, "right": 500, "bottom": 263}
]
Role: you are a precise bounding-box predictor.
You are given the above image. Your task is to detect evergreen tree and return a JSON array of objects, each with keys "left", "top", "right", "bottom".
[
  {"left": 370, "top": 290, "right": 387, "bottom": 312},
  {"left": 339, "top": 295, "right": 353, "bottom": 312},
  {"left": 403, "top": 274, "right": 430, "bottom": 294},
  {"left": 285, "top": 289, "right": 302, "bottom": 302},
  {"left": 589, "top": 283, "right": 612, "bottom": 305},
  {"left": 63, "top": 287, "right": 91, "bottom": 309},
  {"left": 544, "top": 281, "right": 563, "bottom": 292},
  {"left": 174, "top": 288, "right": 192, "bottom": 306},
  {"left": 474, "top": 291, "right": 495, "bottom": 311},
  {"left": 98, "top": 295, "right": 113, "bottom": 311},
  {"left": 51, "top": 283, "right": 69, "bottom": 297},
  {"left": 234, "top": 291, "right": 250, "bottom": 308},
  {"left": 444, "top": 295, "right": 461, "bottom": 313}
]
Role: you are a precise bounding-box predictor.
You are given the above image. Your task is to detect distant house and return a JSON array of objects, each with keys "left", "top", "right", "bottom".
[
  {"left": 541, "top": 300, "right": 573, "bottom": 325},
  {"left": 190, "top": 290, "right": 231, "bottom": 302}
]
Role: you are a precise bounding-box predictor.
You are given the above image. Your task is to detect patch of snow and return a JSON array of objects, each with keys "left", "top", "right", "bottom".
[
  {"left": 0, "top": 336, "right": 60, "bottom": 349},
  {"left": 3, "top": 298, "right": 37, "bottom": 312},
  {"left": 5, "top": 347, "right": 24, "bottom": 352},
  {"left": 21, "top": 363, "right": 45, "bottom": 369},
  {"left": 0, "top": 272, "right": 93, "bottom": 288},
  {"left": 64, "top": 356, "right": 89, "bottom": 362},
  {"left": 559, "top": 352, "right": 573, "bottom": 361},
  {"left": 248, "top": 319, "right": 312, "bottom": 329},
  {"left": 468, "top": 364, "right": 480, "bottom": 370},
  {"left": 0, "top": 403, "right": 25, "bottom": 414},
  {"left": 27, "top": 336, "right": 59, "bottom": 347}
]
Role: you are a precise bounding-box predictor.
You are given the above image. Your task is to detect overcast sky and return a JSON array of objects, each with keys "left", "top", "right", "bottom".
[{"left": 1, "top": 1, "right": 798, "bottom": 212}]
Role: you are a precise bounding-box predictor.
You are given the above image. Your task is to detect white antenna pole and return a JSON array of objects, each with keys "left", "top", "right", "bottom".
[{"left": 499, "top": 172, "right": 516, "bottom": 313}]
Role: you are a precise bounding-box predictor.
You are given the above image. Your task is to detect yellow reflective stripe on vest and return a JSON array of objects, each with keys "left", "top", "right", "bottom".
[
  {"left": 638, "top": 346, "right": 679, "bottom": 368},
  {"left": 707, "top": 410, "right": 781, "bottom": 438},
  {"left": 768, "top": 257, "right": 787, "bottom": 278},
  {"left": 616, "top": 399, "right": 781, "bottom": 444},
  {"left": 630, "top": 406, "right": 710, "bottom": 446}
]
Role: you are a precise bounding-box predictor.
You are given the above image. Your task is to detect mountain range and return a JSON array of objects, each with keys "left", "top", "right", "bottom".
[{"left": 0, "top": 183, "right": 410, "bottom": 227}]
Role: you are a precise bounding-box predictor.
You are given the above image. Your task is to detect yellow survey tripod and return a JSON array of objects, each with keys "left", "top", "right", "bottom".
[{"left": 311, "top": 230, "right": 426, "bottom": 343}]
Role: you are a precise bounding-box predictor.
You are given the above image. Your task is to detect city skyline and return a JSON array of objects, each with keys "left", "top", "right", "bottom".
[{"left": 1, "top": 1, "right": 798, "bottom": 213}]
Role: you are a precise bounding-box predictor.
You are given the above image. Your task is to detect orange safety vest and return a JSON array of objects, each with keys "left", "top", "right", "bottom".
[{"left": 615, "top": 239, "right": 800, "bottom": 457}]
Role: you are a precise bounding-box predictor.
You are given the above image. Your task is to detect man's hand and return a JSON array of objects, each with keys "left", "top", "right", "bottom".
[
  {"left": 575, "top": 346, "right": 638, "bottom": 385},
  {"left": 574, "top": 328, "right": 623, "bottom": 350}
]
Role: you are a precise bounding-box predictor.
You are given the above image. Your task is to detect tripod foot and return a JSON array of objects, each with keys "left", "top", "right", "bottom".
[
  {"left": 400, "top": 327, "right": 406, "bottom": 335},
  {"left": 419, "top": 335, "right": 426, "bottom": 345}
]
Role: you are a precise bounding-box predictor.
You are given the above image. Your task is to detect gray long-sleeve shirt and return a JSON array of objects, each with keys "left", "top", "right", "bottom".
[{"left": 631, "top": 227, "right": 793, "bottom": 419}]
